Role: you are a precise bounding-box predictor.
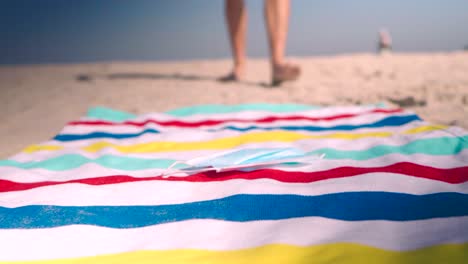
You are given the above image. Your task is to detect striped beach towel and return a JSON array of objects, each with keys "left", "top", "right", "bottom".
[{"left": 0, "top": 103, "right": 467, "bottom": 263}]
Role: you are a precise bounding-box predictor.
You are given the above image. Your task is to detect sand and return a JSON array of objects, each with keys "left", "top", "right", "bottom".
[{"left": 1, "top": 52, "right": 467, "bottom": 158}]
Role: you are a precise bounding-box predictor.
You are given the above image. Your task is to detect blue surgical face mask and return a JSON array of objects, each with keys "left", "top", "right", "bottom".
[{"left": 163, "top": 147, "right": 324, "bottom": 177}]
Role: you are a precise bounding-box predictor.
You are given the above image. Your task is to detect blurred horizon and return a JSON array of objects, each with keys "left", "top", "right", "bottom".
[{"left": 1, "top": 0, "right": 467, "bottom": 65}]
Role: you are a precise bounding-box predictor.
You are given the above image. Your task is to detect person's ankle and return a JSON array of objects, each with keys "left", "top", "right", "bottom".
[
  {"left": 233, "top": 64, "right": 246, "bottom": 79},
  {"left": 272, "top": 58, "right": 285, "bottom": 69},
  {"left": 272, "top": 61, "right": 299, "bottom": 71}
]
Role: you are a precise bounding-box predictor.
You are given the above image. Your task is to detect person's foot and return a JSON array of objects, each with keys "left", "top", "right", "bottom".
[
  {"left": 218, "top": 72, "right": 240, "bottom": 82},
  {"left": 218, "top": 66, "right": 245, "bottom": 83},
  {"left": 271, "top": 63, "right": 301, "bottom": 86}
]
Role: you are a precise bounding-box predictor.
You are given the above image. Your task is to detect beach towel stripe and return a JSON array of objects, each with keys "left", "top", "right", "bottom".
[
  {"left": 61, "top": 112, "right": 424, "bottom": 136},
  {"left": 2, "top": 174, "right": 468, "bottom": 207},
  {"left": 87, "top": 104, "right": 387, "bottom": 123},
  {"left": 23, "top": 129, "right": 468, "bottom": 154},
  {"left": 53, "top": 122, "right": 443, "bottom": 142},
  {"left": 205, "top": 115, "right": 420, "bottom": 132},
  {"left": 1, "top": 163, "right": 467, "bottom": 193},
  {"left": 66, "top": 114, "right": 421, "bottom": 134},
  {"left": 49, "top": 123, "right": 447, "bottom": 148},
  {"left": 3, "top": 148, "right": 467, "bottom": 175},
  {"left": 60, "top": 112, "right": 417, "bottom": 135},
  {"left": 69, "top": 108, "right": 403, "bottom": 128},
  {"left": 1, "top": 217, "right": 467, "bottom": 261},
  {"left": 1, "top": 192, "right": 468, "bottom": 229},
  {"left": 164, "top": 103, "right": 321, "bottom": 116},
  {"left": 1, "top": 243, "right": 466, "bottom": 264},
  {"left": 13, "top": 128, "right": 466, "bottom": 163}
]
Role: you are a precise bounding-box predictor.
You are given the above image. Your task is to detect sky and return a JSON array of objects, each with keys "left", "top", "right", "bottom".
[{"left": 1, "top": 0, "right": 467, "bottom": 65}]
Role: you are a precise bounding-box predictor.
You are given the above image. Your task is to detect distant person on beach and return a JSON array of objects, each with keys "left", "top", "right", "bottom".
[
  {"left": 219, "top": 0, "right": 300, "bottom": 86},
  {"left": 378, "top": 29, "right": 392, "bottom": 54}
]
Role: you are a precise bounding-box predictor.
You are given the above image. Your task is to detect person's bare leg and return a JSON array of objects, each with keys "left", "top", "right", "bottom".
[
  {"left": 265, "top": 0, "right": 300, "bottom": 85},
  {"left": 220, "top": 0, "right": 247, "bottom": 81}
]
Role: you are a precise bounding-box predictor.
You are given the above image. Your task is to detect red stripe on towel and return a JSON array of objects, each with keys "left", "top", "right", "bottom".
[
  {"left": 68, "top": 108, "right": 403, "bottom": 127},
  {"left": 1, "top": 162, "right": 466, "bottom": 193}
]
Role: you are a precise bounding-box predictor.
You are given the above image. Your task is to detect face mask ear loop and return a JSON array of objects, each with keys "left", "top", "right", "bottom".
[
  {"left": 162, "top": 160, "right": 185, "bottom": 178},
  {"left": 292, "top": 153, "right": 326, "bottom": 170},
  {"left": 167, "top": 160, "right": 182, "bottom": 170}
]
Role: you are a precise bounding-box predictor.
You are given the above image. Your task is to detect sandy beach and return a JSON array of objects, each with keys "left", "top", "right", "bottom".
[{"left": 1, "top": 52, "right": 467, "bottom": 158}]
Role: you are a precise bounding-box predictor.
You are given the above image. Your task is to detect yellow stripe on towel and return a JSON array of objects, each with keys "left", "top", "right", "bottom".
[
  {"left": 82, "top": 131, "right": 391, "bottom": 153},
  {"left": 3, "top": 243, "right": 467, "bottom": 264},
  {"left": 403, "top": 125, "right": 448, "bottom": 134},
  {"left": 22, "top": 125, "right": 447, "bottom": 154},
  {"left": 23, "top": 131, "right": 390, "bottom": 154}
]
